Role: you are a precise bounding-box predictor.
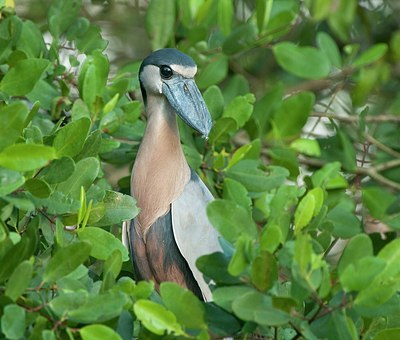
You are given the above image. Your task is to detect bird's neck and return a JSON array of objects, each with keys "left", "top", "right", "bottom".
[{"left": 132, "top": 96, "right": 190, "bottom": 236}]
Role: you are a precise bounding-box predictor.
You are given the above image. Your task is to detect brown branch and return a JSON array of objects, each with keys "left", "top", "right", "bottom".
[
  {"left": 311, "top": 112, "right": 400, "bottom": 124},
  {"left": 364, "top": 133, "right": 400, "bottom": 158},
  {"left": 300, "top": 156, "right": 400, "bottom": 191}
]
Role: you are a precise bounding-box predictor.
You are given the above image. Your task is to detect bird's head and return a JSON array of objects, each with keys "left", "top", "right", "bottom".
[{"left": 139, "top": 48, "right": 212, "bottom": 138}]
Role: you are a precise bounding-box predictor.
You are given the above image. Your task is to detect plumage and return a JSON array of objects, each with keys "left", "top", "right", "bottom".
[{"left": 122, "top": 48, "right": 221, "bottom": 301}]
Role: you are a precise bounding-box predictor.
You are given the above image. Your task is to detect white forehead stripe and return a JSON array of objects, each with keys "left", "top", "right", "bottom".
[{"left": 170, "top": 64, "right": 197, "bottom": 78}]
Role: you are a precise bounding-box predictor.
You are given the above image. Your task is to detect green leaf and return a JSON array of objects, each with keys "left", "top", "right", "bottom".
[
  {"left": 311, "top": 161, "right": 348, "bottom": 189},
  {"left": 294, "top": 193, "right": 315, "bottom": 231},
  {"left": 160, "top": 282, "right": 206, "bottom": 330},
  {"left": 133, "top": 300, "right": 184, "bottom": 336},
  {"left": 223, "top": 93, "right": 255, "bottom": 128},
  {"left": 43, "top": 241, "right": 91, "bottom": 282},
  {"left": 340, "top": 256, "right": 386, "bottom": 292},
  {"left": 40, "top": 157, "right": 75, "bottom": 184},
  {"left": 327, "top": 199, "right": 361, "bottom": 238},
  {"left": 203, "top": 85, "right": 224, "bottom": 120},
  {"left": 93, "top": 190, "right": 139, "bottom": 226},
  {"left": 17, "top": 20, "right": 46, "bottom": 58},
  {"left": 57, "top": 157, "right": 100, "bottom": 199},
  {"left": 80, "top": 325, "right": 121, "bottom": 340},
  {"left": 272, "top": 91, "right": 315, "bottom": 138},
  {"left": 75, "top": 24, "right": 108, "bottom": 53},
  {"left": 0, "top": 102, "right": 29, "bottom": 152},
  {"left": 362, "top": 187, "right": 396, "bottom": 220},
  {"left": 69, "top": 291, "right": 129, "bottom": 323},
  {"left": 226, "top": 144, "right": 253, "bottom": 170},
  {"left": 30, "top": 190, "right": 80, "bottom": 214},
  {"left": 0, "top": 58, "right": 50, "bottom": 96},
  {"left": 208, "top": 117, "right": 237, "bottom": 145},
  {"left": 0, "top": 168, "right": 25, "bottom": 196},
  {"left": 290, "top": 138, "right": 321, "bottom": 157},
  {"left": 24, "top": 178, "right": 51, "bottom": 198},
  {"left": 273, "top": 42, "right": 331, "bottom": 79},
  {"left": 374, "top": 329, "right": 400, "bottom": 340},
  {"left": 104, "top": 249, "right": 123, "bottom": 279},
  {"left": 0, "top": 144, "right": 57, "bottom": 172},
  {"left": 5, "top": 260, "right": 33, "bottom": 301},
  {"left": 207, "top": 199, "right": 257, "bottom": 243},
  {"left": 317, "top": 32, "right": 342, "bottom": 68},
  {"left": 145, "top": 0, "right": 176, "bottom": 50},
  {"left": 78, "top": 51, "right": 109, "bottom": 111},
  {"left": 196, "top": 252, "right": 240, "bottom": 285},
  {"left": 256, "top": 0, "right": 273, "bottom": 33},
  {"left": 353, "top": 43, "right": 388, "bottom": 67},
  {"left": 226, "top": 160, "right": 289, "bottom": 194},
  {"left": 218, "top": 0, "right": 233, "bottom": 36},
  {"left": 213, "top": 286, "right": 254, "bottom": 313},
  {"left": 260, "top": 224, "right": 282, "bottom": 253},
  {"left": 197, "top": 55, "right": 229, "bottom": 90},
  {"left": 1, "top": 304, "right": 26, "bottom": 340},
  {"left": 228, "top": 234, "right": 253, "bottom": 276},
  {"left": 251, "top": 251, "right": 278, "bottom": 292},
  {"left": 48, "top": 0, "right": 82, "bottom": 37},
  {"left": 0, "top": 238, "right": 32, "bottom": 282},
  {"left": 232, "top": 291, "right": 290, "bottom": 326},
  {"left": 222, "top": 23, "right": 258, "bottom": 55},
  {"left": 222, "top": 178, "right": 251, "bottom": 210},
  {"left": 78, "top": 227, "right": 129, "bottom": 262},
  {"left": 53, "top": 118, "right": 91, "bottom": 157}
]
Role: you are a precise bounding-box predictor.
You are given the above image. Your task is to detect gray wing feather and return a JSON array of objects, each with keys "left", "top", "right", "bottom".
[{"left": 171, "top": 170, "right": 222, "bottom": 301}]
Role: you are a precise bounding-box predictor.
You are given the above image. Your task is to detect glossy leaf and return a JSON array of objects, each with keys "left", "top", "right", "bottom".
[
  {"left": 353, "top": 43, "right": 388, "bottom": 68},
  {"left": 197, "top": 55, "right": 229, "bottom": 89},
  {"left": 232, "top": 291, "right": 290, "bottom": 326},
  {"left": 1, "top": 304, "right": 26, "bottom": 340},
  {"left": 273, "top": 42, "right": 331, "bottom": 79},
  {"left": 43, "top": 241, "right": 91, "bottom": 282},
  {"left": 0, "top": 58, "right": 50, "bottom": 96},
  {"left": 53, "top": 118, "right": 91, "bottom": 157},
  {"left": 226, "top": 160, "right": 289, "bottom": 194},
  {"left": 93, "top": 190, "right": 139, "bottom": 226},
  {"left": 0, "top": 144, "right": 56, "bottom": 172},
  {"left": 0, "top": 102, "right": 29, "bottom": 152},
  {"left": 203, "top": 85, "right": 224, "bottom": 120},
  {"left": 272, "top": 91, "right": 315, "bottom": 138},
  {"left": 134, "top": 300, "right": 184, "bottom": 336},
  {"left": 223, "top": 93, "right": 255, "bottom": 128},
  {"left": 24, "top": 178, "right": 51, "bottom": 198},
  {"left": 5, "top": 260, "right": 33, "bottom": 301},
  {"left": 146, "top": 0, "right": 176, "bottom": 50},
  {"left": 68, "top": 291, "right": 129, "bottom": 323},
  {"left": 207, "top": 199, "right": 257, "bottom": 243},
  {"left": 160, "top": 282, "right": 206, "bottom": 330},
  {"left": 0, "top": 168, "right": 25, "bottom": 196},
  {"left": 78, "top": 227, "right": 129, "bottom": 262},
  {"left": 251, "top": 251, "right": 278, "bottom": 292},
  {"left": 80, "top": 325, "right": 121, "bottom": 340},
  {"left": 317, "top": 31, "right": 342, "bottom": 68},
  {"left": 222, "top": 178, "right": 251, "bottom": 210},
  {"left": 57, "top": 157, "right": 100, "bottom": 199}
]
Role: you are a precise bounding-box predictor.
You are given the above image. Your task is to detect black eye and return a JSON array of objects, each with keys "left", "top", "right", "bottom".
[{"left": 160, "top": 65, "right": 173, "bottom": 79}]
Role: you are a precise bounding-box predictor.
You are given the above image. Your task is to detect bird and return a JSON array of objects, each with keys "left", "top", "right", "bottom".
[{"left": 122, "top": 48, "right": 222, "bottom": 301}]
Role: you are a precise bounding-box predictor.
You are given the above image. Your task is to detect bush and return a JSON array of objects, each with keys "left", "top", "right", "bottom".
[{"left": 1, "top": 0, "right": 400, "bottom": 339}]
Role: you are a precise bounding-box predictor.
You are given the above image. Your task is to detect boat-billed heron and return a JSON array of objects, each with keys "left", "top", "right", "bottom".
[{"left": 122, "top": 48, "right": 222, "bottom": 301}]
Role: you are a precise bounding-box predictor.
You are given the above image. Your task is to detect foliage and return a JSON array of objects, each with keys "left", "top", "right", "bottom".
[{"left": 1, "top": 0, "right": 400, "bottom": 338}]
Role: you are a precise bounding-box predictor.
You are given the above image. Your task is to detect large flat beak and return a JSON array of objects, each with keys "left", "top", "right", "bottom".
[{"left": 162, "top": 77, "right": 212, "bottom": 137}]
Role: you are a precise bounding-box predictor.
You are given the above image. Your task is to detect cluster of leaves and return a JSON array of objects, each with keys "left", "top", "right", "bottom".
[{"left": 1, "top": 0, "right": 400, "bottom": 339}]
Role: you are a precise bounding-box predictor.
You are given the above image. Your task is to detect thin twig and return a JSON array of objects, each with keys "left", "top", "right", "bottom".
[{"left": 311, "top": 112, "right": 400, "bottom": 123}]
